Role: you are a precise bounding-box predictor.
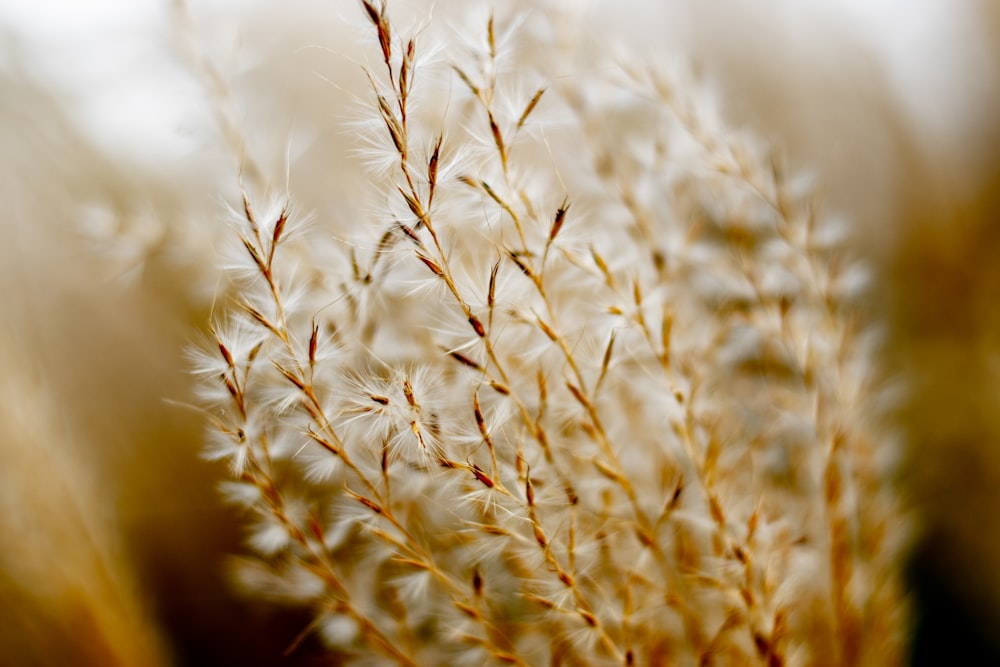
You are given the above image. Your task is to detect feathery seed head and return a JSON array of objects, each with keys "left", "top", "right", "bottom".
[{"left": 191, "top": 2, "right": 909, "bottom": 664}]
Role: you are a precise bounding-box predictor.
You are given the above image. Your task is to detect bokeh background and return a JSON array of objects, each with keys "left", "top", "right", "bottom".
[{"left": 1, "top": 1, "right": 998, "bottom": 664}]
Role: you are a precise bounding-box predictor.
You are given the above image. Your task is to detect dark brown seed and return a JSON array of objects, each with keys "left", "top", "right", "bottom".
[{"left": 469, "top": 314, "right": 486, "bottom": 337}]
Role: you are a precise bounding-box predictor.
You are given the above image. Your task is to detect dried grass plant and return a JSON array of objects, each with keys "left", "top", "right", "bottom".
[
  {"left": 12, "top": 0, "right": 1000, "bottom": 664},
  {"left": 191, "top": 2, "right": 908, "bottom": 664}
]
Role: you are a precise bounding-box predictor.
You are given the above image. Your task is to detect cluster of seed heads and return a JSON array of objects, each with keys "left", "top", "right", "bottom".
[{"left": 194, "top": 2, "right": 906, "bottom": 664}]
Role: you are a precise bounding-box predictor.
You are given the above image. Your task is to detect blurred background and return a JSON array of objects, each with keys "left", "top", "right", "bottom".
[{"left": 0, "top": 1, "right": 998, "bottom": 664}]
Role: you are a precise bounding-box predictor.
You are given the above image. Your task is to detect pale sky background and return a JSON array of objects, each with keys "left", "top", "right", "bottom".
[{"left": 0, "top": 1, "right": 993, "bottom": 171}]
